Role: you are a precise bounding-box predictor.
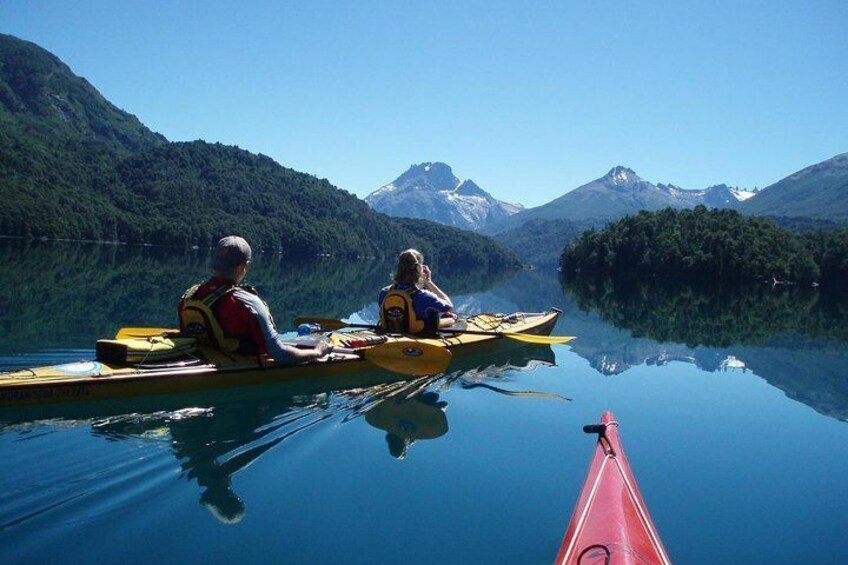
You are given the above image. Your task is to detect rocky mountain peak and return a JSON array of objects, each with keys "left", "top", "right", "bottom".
[
  {"left": 606, "top": 166, "right": 639, "bottom": 184},
  {"left": 393, "top": 162, "right": 458, "bottom": 191}
]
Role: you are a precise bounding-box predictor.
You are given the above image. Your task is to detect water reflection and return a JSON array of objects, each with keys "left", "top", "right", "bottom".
[
  {"left": 0, "top": 239, "right": 512, "bottom": 354},
  {"left": 559, "top": 276, "right": 848, "bottom": 421},
  {"left": 0, "top": 341, "right": 556, "bottom": 523},
  {"left": 93, "top": 402, "right": 332, "bottom": 524},
  {"left": 366, "top": 392, "right": 448, "bottom": 459},
  {"left": 562, "top": 276, "right": 848, "bottom": 347}
]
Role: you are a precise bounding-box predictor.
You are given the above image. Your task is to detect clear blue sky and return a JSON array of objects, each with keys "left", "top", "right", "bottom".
[{"left": 2, "top": 1, "right": 846, "bottom": 206}]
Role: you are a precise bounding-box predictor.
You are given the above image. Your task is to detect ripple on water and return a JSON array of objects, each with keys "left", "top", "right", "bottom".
[{"left": 1, "top": 422, "right": 176, "bottom": 534}]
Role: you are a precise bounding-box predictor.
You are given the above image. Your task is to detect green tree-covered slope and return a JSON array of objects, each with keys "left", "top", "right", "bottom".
[
  {"left": 560, "top": 207, "right": 848, "bottom": 285},
  {"left": 0, "top": 34, "right": 166, "bottom": 152},
  {"left": 0, "top": 34, "right": 518, "bottom": 269}
]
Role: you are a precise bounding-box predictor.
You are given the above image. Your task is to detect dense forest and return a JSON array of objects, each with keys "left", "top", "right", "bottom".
[
  {"left": 560, "top": 207, "right": 848, "bottom": 286},
  {"left": 0, "top": 34, "right": 518, "bottom": 270},
  {"left": 491, "top": 213, "right": 847, "bottom": 271},
  {"left": 0, "top": 133, "right": 518, "bottom": 267}
]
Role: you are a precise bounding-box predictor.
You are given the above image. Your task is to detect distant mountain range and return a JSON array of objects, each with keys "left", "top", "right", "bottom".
[
  {"left": 371, "top": 155, "right": 848, "bottom": 243},
  {"left": 484, "top": 158, "right": 846, "bottom": 267},
  {"left": 483, "top": 166, "right": 756, "bottom": 235},
  {"left": 365, "top": 162, "right": 522, "bottom": 231},
  {"left": 0, "top": 34, "right": 518, "bottom": 269}
]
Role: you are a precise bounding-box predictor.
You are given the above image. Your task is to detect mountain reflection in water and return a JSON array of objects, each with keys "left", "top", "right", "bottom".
[
  {"left": 560, "top": 276, "right": 848, "bottom": 421},
  {"left": 1, "top": 341, "right": 556, "bottom": 523},
  {"left": 2, "top": 241, "right": 847, "bottom": 563}
]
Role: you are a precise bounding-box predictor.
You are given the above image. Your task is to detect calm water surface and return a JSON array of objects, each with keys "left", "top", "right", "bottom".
[{"left": 1, "top": 240, "right": 847, "bottom": 564}]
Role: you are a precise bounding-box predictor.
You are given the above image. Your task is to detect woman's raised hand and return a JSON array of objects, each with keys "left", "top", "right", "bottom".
[{"left": 421, "top": 264, "right": 432, "bottom": 286}]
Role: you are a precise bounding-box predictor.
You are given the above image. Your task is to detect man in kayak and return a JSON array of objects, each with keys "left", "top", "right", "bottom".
[
  {"left": 179, "top": 236, "right": 331, "bottom": 364},
  {"left": 379, "top": 249, "right": 457, "bottom": 334}
]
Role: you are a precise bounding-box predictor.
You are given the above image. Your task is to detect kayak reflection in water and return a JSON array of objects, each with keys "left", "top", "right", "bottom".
[
  {"left": 27, "top": 337, "right": 558, "bottom": 525},
  {"left": 365, "top": 391, "right": 449, "bottom": 459},
  {"left": 379, "top": 249, "right": 458, "bottom": 335},
  {"left": 91, "top": 392, "right": 333, "bottom": 524},
  {"left": 178, "top": 235, "right": 331, "bottom": 364}
]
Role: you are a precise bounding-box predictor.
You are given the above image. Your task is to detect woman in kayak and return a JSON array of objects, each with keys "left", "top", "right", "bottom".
[
  {"left": 179, "top": 236, "right": 331, "bottom": 364},
  {"left": 378, "top": 249, "right": 457, "bottom": 334}
]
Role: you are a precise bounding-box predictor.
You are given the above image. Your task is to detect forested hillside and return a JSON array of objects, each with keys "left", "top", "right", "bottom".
[
  {"left": 0, "top": 34, "right": 165, "bottom": 152},
  {"left": 0, "top": 33, "right": 167, "bottom": 240},
  {"left": 0, "top": 34, "right": 518, "bottom": 269},
  {"left": 561, "top": 207, "right": 848, "bottom": 286}
]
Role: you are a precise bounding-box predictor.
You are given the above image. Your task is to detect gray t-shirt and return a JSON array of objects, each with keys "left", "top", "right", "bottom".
[{"left": 232, "top": 288, "right": 296, "bottom": 365}]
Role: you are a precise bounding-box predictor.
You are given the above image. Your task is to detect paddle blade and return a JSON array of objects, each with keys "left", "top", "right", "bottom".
[
  {"left": 292, "top": 317, "right": 350, "bottom": 331},
  {"left": 504, "top": 333, "right": 576, "bottom": 345},
  {"left": 115, "top": 327, "right": 178, "bottom": 339},
  {"left": 363, "top": 341, "right": 452, "bottom": 376}
]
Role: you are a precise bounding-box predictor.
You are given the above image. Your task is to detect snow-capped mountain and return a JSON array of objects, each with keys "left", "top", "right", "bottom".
[
  {"left": 485, "top": 166, "right": 751, "bottom": 235},
  {"left": 655, "top": 182, "right": 757, "bottom": 208},
  {"left": 365, "top": 162, "right": 523, "bottom": 231}
]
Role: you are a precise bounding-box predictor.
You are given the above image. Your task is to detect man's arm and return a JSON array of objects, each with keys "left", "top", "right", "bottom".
[{"left": 234, "top": 289, "right": 331, "bottom": 364}]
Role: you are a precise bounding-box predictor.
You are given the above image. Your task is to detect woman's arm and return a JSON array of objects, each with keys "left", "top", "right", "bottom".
[{"left": 421, "top": 265, "right": 453, "bottom": 308}]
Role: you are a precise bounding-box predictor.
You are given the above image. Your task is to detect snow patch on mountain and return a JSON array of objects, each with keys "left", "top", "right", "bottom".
[
  {"left": 611, "top": 167, "right": 635, "bottom": 184},
  {"left": 732, "top": 188, "right": 756, "bottom": 201}
]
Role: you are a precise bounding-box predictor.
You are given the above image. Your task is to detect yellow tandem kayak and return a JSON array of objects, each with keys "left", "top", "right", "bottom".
[{"left": 0, "top": 311, "right": 563, "bottom": 407}]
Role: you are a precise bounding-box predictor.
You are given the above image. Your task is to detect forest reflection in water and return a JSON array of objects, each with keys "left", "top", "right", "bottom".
[
  {"left": 0, "top": 238, "right": 513, "bottom": 354},
  {"left": 560, "top": 275, "right": 848, "bottom": 421},
  {"left": 2, "top": 236, "right": 846, "bottom": 424},
  {"left": 562, "top": 275, "right": 848, "bottom": 347}
]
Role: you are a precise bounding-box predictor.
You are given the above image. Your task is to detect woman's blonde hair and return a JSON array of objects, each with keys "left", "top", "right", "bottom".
[{"left": 393, "top": 249, "right": 424, "bottom": 285}]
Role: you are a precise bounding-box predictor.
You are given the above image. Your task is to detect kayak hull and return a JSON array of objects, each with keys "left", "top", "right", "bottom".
[
  {"left": 555, "top": 411, "right": 671, "bottom": 565},
  {"left": 0, "top": 311, "right": 560, "bottom": 407}
]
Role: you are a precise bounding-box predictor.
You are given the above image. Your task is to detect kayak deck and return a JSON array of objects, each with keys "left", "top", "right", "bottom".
[
  {"left": 555, "top": 411, "right": 671, "bottom": 565},
  {"left": 0, "top": 310, "right": 561, "bottom": 407}
]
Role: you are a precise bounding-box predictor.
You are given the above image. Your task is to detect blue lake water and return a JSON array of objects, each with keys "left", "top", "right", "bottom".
[{"left": 1, "top": 240, "right": 847, "bottom": 564}]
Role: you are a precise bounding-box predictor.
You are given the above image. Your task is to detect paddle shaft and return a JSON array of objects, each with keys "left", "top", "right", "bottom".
[
  {"left": 292, "top": 317, "right": 572, "bottom": 344},
  {"left": 295, "top": 319, "right": 516, "bottom": 337}
]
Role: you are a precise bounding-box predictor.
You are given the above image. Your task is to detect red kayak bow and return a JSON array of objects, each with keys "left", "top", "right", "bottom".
[{"left": 555, "top": 412, "right": 671, "bottom": 565}]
